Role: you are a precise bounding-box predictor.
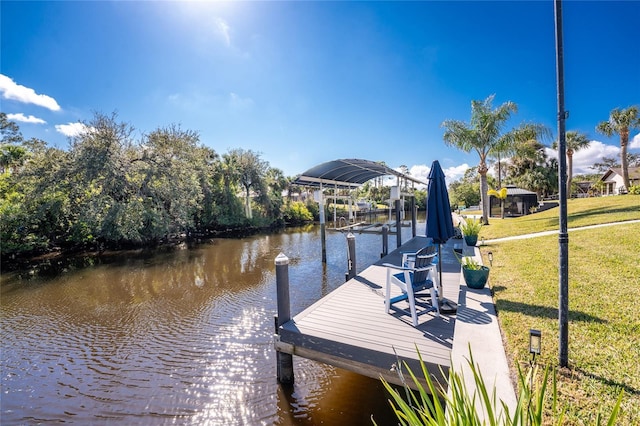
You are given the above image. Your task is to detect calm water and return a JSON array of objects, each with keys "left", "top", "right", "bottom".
[{"left": 1, "top": 222, "right": 422, "bottom": 425}]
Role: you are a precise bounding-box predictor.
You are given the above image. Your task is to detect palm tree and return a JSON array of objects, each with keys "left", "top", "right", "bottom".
[
  {"left": 552, "top": 131, "right": 590, "bottom": 196},
  {"left": 227, "top": 148, "right": 268, "bottom": 219},
  {"left": 596, "top": 106, "right": 640, "bottom": 191},
  {"left": 442, "top": 95, "right": 549, "bottom": 225},
  {"left": 489, "top": 139, "right": 509, "bottom": 188},
  {"left": 487, "top": 187, "right": 507, "bottom": 219},
  {"left": 490, "top": 124, "right": 547, "bottom": 187}
]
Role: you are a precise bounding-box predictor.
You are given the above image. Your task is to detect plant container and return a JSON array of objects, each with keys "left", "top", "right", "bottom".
[
  {"left": 464, "top": 235, "right": 478, "bottom": 247},
  {"left": 463, "top": 266, "right": 490, "bottom": 289}
]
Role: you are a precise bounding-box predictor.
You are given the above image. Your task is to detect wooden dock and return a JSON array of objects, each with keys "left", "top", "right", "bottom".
[{"left": 275, "top": 236, "right": 462, "bottom": 388}]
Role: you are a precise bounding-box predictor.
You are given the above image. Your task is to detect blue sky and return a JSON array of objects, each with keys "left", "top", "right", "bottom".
[{"left": 2, "top": 1, "right": 639, "bottom": 184}]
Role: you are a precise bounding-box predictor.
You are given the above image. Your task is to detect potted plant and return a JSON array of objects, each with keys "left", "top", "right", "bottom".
[
  {"left": 455, "top": 251, "right": 490, "bottom": 289},
  {"left": 459, "top": 217, "right": 482, "bottom": 247}
]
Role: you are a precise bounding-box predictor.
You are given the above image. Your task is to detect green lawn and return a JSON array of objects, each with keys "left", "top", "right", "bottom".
[
  {"left": 476, "top": 195, "right": 640, "bottom": 240},
  {"left": 478, "top": 196, "right": 640, "bottom": 423}
]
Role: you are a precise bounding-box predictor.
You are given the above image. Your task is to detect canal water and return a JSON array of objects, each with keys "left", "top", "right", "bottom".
[{"left": 1, "top": 221, "right": 423, "bottom": 425}]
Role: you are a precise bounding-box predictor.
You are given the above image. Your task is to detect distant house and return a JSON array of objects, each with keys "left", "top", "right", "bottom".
[
  {"left": 489, "top": 185, "right": 539, "bottom": 217},
  {"left": 599, "top": 167, "right": 640, "bottom": 195}
]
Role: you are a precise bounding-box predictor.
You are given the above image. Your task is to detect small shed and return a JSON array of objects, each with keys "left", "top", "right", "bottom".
[
  {"left": 490, "top": 185, "right": 539, "bottom": 217},
  {"left": 573, "top": 181, "right": 593, "bottom": 198}
]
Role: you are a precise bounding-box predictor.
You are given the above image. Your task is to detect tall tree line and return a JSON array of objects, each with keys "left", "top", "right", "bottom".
[{"left": 0, "top": 112, "right": 288, "bottom": 257}]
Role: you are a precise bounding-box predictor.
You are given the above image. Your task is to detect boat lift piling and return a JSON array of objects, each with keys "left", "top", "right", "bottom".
[{"left": 316, "top": 187, "right": 327, "bottom": 263}]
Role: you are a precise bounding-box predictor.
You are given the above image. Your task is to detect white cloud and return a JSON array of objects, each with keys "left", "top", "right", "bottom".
[
  {"left": 408, "top": 164, "right": 430, "bottom": 185},
  {"left": 544, "top": 146, "right": 557, "bottom": 160},
  {"left": 443, "top": 163, "right": 471, "bottom": 184},
  {"left": 55, "top": 122, "right": 90, "bottom": 137},
  {"left": 215, "top": 18, "right": 231, "bottom": 47},
  {"left": 167, "top": 92, "right": 192, "bottom": 108},
  {"left": 229, "top": 92, "right": 254, "bottom": 111},
  {"left": 166, "top": 91, "right": 212, "bottom": 110},
  {"left": 630, "top": 132, "right": 640, "bottom": 149},
  {"left": 6, "top": 113, "right": 46, "bottom": 124},
  {"left": 406, "top": 163, "right": 470, "bottom": 187},
  {"left": 0, "top": 74, "right": 61, "bottom": 111},
  {"left": 547, "top": 140, "right": 620, "bottom": 174}
]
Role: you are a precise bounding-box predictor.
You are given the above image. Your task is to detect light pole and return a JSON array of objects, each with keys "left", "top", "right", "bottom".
[{"left": 554, "top": 0, "right": 569, "bottom": 368}]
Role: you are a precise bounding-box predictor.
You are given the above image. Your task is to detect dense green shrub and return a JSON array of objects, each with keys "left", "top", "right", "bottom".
[
  {"left": 305, "top": 199, "right": 320, "bottom": 220},
  {"left": 283, "top": 201, "right": 313, "bottom": 224},
  {"left": 0, "top": 113, "right": 291, "bottom": 257}
]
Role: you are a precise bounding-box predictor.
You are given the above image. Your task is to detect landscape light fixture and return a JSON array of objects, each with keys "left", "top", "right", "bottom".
[
  {"left": 488, "top": 251, "right": 493, "bottom": 267},
  {"left": 481, "top": 236, "right": 485, "bottom": 246},
  {"left": 529, "top": 329, "right": 541, "bottom": 363}
]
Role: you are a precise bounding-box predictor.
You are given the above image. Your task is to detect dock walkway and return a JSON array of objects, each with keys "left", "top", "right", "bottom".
[
  {"left": 276, "top": 236, "right": 460, "bottom": 387},
  {"left": 275, "top": 235, "right": 516, "bottom": 419}
]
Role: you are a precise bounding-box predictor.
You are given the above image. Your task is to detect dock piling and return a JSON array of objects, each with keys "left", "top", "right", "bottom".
[
  {"left": 346, "top": 233, "right": 356, "bottom": 281},
  {"left": 381, "top": 225, "right": 389, "bottom": 258},
  {"left": 275, "top": 253, "right": 294, "bottom": 385},
  {"left": 395, "top": 199, "right": 402, "bottom": 248}
]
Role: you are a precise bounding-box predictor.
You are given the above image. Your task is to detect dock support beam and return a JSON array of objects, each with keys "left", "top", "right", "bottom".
[
  {"left": 381, "top": 225, "right": 389, "bottom": 258},
  {"left": 316, "top": 187, "right": 327, "bottom": 263},
  {"left": 275, "top": 253, "right": 294, "bottom": 385},
  {"left": 395, "top": 199, "right": 402, "bottom": 248},
  {"left": 411, "top": 196, "right": 417, "bottom": 238},
  {"left": 346, "top": 232, "right": 356, "bottom": 281}
]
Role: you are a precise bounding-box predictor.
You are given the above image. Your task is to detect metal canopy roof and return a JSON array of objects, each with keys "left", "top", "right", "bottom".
[
  {"left": 294, "top": 158, "right": 426, "bottom": 189},
  {"left": 503, "top": 185, "right": 538, "bottom": 196}
]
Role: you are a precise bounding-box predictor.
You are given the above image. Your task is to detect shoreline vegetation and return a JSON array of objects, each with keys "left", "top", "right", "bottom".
[
  {"left": 0, "top": 202, "right": 401, "bottom": 273},
  {"left": 1, "top": 112, "right": 427, "bottom": 272},
  {"left": 1, "top": 112, "right": 309, "bottom": 268},
  {"left": 1, "top": 201, "right": 409, "bottom": 273},
  {"left": 1, "top": 222, "right": 279, "bottom": 273}
]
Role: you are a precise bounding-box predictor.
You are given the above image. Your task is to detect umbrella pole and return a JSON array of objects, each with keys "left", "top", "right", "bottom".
[
  {"left": 437, "top": 242, "right": 458, "bottom": 314},
  {"left": 437, "top": 244, "right": 443, "bottom": 302}
]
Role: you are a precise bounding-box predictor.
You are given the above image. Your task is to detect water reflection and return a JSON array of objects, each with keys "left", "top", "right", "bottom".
[{"left": 1, "top": 223, "right": 421, "bottom": 424}]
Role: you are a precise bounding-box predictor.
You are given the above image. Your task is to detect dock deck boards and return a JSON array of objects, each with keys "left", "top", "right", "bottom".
[{"left": 277, "top": 236, "right": 462, "bottom": 388}]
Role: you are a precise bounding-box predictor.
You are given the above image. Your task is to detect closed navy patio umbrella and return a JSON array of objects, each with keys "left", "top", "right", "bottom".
[{"left": 425, "top": 160, "right": 456, "bottom": 313}]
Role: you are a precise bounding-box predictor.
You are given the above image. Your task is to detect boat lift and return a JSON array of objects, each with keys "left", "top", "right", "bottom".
[{"left": 293, "top": 159, "right": 427, "bottom": 262}]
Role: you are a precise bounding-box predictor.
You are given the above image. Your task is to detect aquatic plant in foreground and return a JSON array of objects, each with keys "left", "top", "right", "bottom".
[{"left": 373, "top": 346, "right": 623, "bottom": 426}]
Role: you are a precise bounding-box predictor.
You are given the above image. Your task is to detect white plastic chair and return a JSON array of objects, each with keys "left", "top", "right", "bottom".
[
  {"left": 400, "top": 244, "right": 440, "bottom": 295},
  {"left": 383, "top": 248, "right": 440, "bottom": 326}
]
